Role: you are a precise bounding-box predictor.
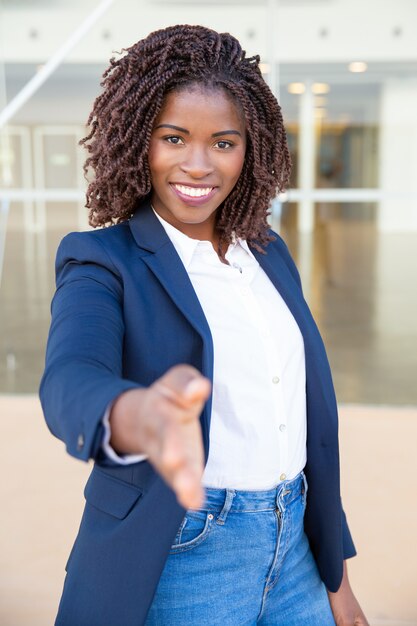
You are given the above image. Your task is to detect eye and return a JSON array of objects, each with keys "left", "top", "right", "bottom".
[
  {"left": 215, "top": 140, "right": 234, "bottom": 150},
  {"left": 164, "top": 136, "right": 184, "bottom": 145}
]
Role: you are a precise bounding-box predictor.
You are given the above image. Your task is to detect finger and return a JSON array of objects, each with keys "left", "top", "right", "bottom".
[
  {"left": 157, "top": 430, "right": 205, "bottom": 510},
  {"left": 162, "top": 417, "right": 204, "bottom": 474},
  {"left": 172, "top": 467, "right": 205, "bottom": 509},
  {"left": 158, "top": 416, "right": 205, "bottom": 508},
  {"left": 148, "top": 406, "right": 202, "bottom": 470},
  {"left": 159, "top": 415, "right": 188, "bottom": 470}
]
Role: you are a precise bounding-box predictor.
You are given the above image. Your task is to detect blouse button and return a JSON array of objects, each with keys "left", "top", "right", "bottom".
[{"left": 272, "top": 376, "right": 280, "bottom": 384}]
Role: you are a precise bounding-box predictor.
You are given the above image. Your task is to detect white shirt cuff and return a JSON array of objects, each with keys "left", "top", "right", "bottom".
[{"left": 101, "top": 403, "right": 148, "bottom": 465}]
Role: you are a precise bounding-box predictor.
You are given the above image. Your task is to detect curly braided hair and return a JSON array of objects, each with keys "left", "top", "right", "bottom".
[{"left": 80, "top": 24, "right": 291, "bottom": 251}]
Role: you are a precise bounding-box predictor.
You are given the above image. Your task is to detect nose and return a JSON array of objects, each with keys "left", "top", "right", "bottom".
[{"left": 180, "top": 145, "right": 214, "bottom": 179}]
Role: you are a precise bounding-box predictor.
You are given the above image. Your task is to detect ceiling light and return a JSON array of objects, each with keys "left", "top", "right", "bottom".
[
  {"left": 259, "top": 63, "right": 270, "bottom": 74},
  {"left": 287, "top": 82, "right": 305, "bottom": 94},
  {"left": 349, "top": 61, "right": 368, "bottom": 73},
  {"left": 312, "top": 83, "right": 330, "bottom": 94},
  {"left": 314, "top": 96, "right": 327, "bottom": 106}
]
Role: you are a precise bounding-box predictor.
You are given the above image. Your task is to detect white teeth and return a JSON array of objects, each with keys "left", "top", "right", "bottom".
[{"left": 174, "top": 184, "right": 213, "bottom": 198}]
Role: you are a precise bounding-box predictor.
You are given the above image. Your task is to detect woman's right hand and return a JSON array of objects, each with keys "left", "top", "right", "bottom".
[{"left": 108, "top": 365, "right": 211, "bottom": 509}]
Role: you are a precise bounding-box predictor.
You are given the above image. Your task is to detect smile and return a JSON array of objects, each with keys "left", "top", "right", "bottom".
[{"left": 172, "top": 184, "right": 214, "bottom": 198}]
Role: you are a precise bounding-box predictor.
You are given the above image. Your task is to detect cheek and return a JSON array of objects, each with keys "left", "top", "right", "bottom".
[
  {"left": 148, "top": 147, "right": 177, "bottom": 182},
  {"left": 148, "top": 140, "right": 170, "bottom": 176}
]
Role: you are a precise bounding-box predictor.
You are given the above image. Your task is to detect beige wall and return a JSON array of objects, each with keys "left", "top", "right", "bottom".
[
  {"left": 339, "top": 405, "right": 417, "bottom": 625},
  {"left": 0, "top": 396, "right": 416, "bottom": 626}
]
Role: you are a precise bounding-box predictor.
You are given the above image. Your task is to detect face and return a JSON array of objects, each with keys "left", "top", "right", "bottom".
[{"left": 148, "top": 86, "right": 247, "bottom": 243}]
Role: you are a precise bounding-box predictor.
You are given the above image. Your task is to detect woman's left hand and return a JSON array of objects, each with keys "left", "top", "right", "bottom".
[{"left": 327, "top": 561, "right": 370, "bottom": 626}]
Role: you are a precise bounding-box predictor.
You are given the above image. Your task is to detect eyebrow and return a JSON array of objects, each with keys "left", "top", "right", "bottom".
[
  {"left": 212, "top": 130, "right": 242, "bottom": 137},
  {"left": 154, "top": 124, "right": 189, "bottom": 134},
  {"left": 154, "top": 123, "right": 242, "bottom": 138}
]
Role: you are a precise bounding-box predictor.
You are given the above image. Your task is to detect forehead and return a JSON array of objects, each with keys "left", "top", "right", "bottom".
[{"left": 156, "top": 86, "right": 246, "bottom": 130}]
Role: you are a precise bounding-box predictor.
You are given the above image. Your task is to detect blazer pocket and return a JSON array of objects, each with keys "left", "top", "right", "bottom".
[{"left": 84, "top": 466, "right": 143, "bottom": 519}]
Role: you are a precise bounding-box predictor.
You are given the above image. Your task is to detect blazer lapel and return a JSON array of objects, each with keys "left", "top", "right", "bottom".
[{"left": 128, "top": 200, "right": 214, "bottom": 457}]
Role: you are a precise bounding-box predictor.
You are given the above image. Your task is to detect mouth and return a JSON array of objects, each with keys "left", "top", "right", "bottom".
[
  {"left": 169, "top": 183, "right": 218, "bottom": 205},
  {"left": 171, "top": 184, "right": 215, "bottom": 198}
]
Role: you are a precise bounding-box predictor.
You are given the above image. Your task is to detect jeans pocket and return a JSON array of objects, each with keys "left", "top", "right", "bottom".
[{"left": 170, "top": 510, "right": 214, "bottom": 554}]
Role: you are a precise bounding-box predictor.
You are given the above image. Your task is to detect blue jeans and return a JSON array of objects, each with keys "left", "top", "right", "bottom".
[{"left": 144, "top": 472, "right": 335, "bottom": 625}]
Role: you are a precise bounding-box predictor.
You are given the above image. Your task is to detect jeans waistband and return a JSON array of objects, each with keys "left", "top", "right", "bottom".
[{"left": 198, "top": 471, "right": 307, "bottom": 515}]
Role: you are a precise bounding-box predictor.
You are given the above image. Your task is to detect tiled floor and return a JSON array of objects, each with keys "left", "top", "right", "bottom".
[{"left": 1, "top": 213, "right": 417, "bottom": 404}]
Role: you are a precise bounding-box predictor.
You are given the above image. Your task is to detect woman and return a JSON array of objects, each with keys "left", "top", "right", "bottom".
[{"left": 40, "top": 24, "right": 368, "bottom": 626}]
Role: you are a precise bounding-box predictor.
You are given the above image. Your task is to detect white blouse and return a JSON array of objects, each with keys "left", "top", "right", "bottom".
[{"left": 103, "top": 210, "right": 307, "bottom": 490}]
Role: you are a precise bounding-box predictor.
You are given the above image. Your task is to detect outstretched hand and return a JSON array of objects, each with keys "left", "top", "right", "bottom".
[{"left": 109, "top": 365, "right": 211, "bottom": 509}]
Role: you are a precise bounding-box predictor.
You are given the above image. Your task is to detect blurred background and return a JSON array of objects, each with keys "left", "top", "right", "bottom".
[{"left": 0, "top": 0, "right": 416, "bottom": 624}]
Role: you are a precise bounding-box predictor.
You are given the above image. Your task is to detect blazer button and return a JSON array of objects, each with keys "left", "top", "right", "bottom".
[{"left": 77, "top": 433, "right": 85, "bottom": 450}]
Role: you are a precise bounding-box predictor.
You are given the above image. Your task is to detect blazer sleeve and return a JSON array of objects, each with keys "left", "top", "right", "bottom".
[
  {"left": 39, "top": 231, "right": 141, "bottom": 462},
  {"left": 342, "top": 505, "right": 357, "bottom": 559}
]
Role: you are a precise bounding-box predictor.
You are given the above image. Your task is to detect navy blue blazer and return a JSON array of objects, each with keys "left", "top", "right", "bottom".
[{"left": 40, "top": 199, "right": 356, "bottom": 626}]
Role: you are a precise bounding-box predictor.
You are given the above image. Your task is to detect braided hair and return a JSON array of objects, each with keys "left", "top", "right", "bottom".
[{"left": 80, "top": 24, "right": 291, "bottom": 251}]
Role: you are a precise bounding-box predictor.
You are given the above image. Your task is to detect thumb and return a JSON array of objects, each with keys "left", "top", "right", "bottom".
[
  {"left": 154, "top": 364, "right": 211, "bottom": 408},
  {"left": 182, "top": 376, "right": 211, "bottom": 405}
]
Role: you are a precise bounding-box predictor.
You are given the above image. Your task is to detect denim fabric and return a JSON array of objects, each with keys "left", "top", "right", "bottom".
[{"left": 144, "top": 473, "right": 335, "bottom": 625}]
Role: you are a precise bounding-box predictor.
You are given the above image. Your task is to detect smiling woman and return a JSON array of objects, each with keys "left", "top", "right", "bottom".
[
  {"left": 148, "top": 86, "right": 247, "bottom": 250},
  {"left": 40, "top": 24, "right": 368, "bottom": 626},
  {"left": 79, "top": 24, "right": 291, "bottom": 253}
]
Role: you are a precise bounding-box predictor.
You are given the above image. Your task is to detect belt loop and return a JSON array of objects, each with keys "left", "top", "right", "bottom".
[
  {"left": 216, "top": 489, "right": 235, "bottom": 525},
  {"left": 301, "top": 471, "right": 308, "bottom": 496}
]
